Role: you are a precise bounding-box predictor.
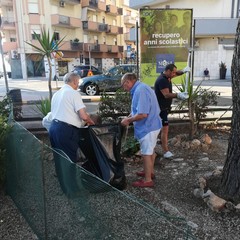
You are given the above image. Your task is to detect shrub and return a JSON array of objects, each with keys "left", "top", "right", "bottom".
[
  {"left": 97, "top": 90, "right": 140, "bottom": 154},
  {"left": 175, "top": 76, "right": 219, "bottom": 137},
  {"left": 36, "top": 98, "right": 51, "bottom": 117},
  {"left": 98, "top": 89, "right": 131, "bottom": 123},
  {"left": 0, "top": 97, "right": 11, "bottom": 189}
]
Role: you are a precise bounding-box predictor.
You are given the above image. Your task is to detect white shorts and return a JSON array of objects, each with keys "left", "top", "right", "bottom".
[{"left": 139, "top": 129, "right": 161, "bottom": 155}]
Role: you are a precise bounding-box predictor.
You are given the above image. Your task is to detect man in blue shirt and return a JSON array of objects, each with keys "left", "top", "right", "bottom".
[{"left": 121, "top": 73, "right": 162, "bottom": 188}]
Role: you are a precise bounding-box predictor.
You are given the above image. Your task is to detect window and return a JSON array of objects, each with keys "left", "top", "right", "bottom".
[
  {"left": 28, "top": 0, "right": 39, "bottom": 14},
  {"left": 10, "top": 38, "right": 16, "bottom": 42},
  {"left": 93, "top": 15, "right": 97, "bottom": 22},
  {"left": 31, "top": 25, "right": 41, "bottom": 40},
  {"left": 31, "top": 30, "right": 41, "bottom": 40},
  {"left": 94, "top": 35, "right": 98, "bottom": 44},
  {"left": 54, "top": 32, "right": 60, "bottom": 41},
  {"left": 126, "top": 10, "right": 131, "bottom": 16}
]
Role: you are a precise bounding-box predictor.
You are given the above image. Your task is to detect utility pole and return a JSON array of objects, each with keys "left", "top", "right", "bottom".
[
  {"left": 136, "top": 21, "right": 139, "bottom": 79},
  {"left": 88, "top": 44, "right": 91, "bottom": 69},
  {"left": 0, "top": 15, "right": 9, "bottom": 93}
]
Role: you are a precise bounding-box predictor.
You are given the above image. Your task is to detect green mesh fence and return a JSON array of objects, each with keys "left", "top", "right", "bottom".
[{"left": 6, "top": 122, "right": 196, "bottom": 240}]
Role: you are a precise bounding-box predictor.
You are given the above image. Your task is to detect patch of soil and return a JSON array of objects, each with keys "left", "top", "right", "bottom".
[{"left": 123, "top": 124, "right": 240, "bottom": 239}]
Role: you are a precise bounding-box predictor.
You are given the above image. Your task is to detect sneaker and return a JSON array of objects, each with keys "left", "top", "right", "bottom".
[
  {"left": 136, "top": 171, "right": 155, "bottom": 179},
  {"left": 163, "top": 151, "right": 174, "bottom": 159},
  {"left": 132, "top": 180, "right": 154, "bottom": 188}
]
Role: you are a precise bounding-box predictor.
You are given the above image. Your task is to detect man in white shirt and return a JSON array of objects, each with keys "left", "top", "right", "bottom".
[{"left": 49, "top": 72, "right": 95, "bottom": 162}]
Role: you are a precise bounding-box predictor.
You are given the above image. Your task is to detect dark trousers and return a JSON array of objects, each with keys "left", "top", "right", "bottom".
[
  {"left": 49, "top": 120, "right": 81, "bottom": 197},
  {"left": 49, "top": 120, "right": 80, "bottom": 162}
]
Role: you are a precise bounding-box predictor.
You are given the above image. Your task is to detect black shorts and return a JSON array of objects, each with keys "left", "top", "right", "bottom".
[{"left": 160, "top": 110, "right": 169, "bottom": 126}]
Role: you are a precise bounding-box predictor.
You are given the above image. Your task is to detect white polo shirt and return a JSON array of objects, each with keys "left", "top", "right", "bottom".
[{"left": 51, "top": 84, "right": 86, "bottom": 128}]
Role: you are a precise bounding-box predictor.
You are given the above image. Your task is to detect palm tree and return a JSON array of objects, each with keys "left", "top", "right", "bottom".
[{"left": 25, "top": 29, "right": 65, "bottom": 100}]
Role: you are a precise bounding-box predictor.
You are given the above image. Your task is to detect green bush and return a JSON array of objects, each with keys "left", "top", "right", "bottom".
[
  {"left": 0, "top": 97, "right": 11, "bottom": 189},
  {"left": 97, "top": 90, "right": 140, "bottom": 155},
  {"left": 175, "top": 76, "right": 219, "bottom": 136},
  {"left": 36, "top": 98, "right": 51, "bottom": 116},
  {"left": 98, "top": 89, "right": 131, "bottom": 123}
]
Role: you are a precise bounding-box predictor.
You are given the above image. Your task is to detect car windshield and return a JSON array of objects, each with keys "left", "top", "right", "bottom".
[{"left": 106, "top": 66, "right": 123, "bottom": 76}]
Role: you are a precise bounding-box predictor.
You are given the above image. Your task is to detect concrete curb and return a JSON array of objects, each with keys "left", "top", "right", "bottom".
[
  {"left": 19, "top": 96, "right": 101, "bottom": 105},
  {"left": 82, "top": 96, "right": 101, "bottom": 102}
]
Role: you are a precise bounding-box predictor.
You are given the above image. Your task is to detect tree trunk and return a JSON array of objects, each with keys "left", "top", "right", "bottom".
[
  {"left": 47, "top": 57, "right": 53, "bottom": 100},
  {"left": 221, "top": 19, "right": 240, "bottom": 197}
]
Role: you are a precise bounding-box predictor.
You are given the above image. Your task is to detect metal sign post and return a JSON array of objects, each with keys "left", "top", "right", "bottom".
[{"left": 0, "top": 15, "right": 9, "bottom": 93}]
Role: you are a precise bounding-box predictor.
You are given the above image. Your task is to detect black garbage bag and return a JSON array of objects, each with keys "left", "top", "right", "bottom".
[{"left": 78, "top": 124, "right": 127, "bottom": 191}]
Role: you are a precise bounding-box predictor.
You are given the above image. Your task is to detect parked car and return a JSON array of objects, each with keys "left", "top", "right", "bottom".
[
  {"left": 79, "top": 64, "right": 137, "bottom": 96},
  {"left": 72, "top": 65, "right": 102, "bottom": 78}
]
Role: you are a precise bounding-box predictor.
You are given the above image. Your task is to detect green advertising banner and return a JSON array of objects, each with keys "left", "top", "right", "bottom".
[{"left": 140, "top": 8, "right": 193, "bottom": 86}]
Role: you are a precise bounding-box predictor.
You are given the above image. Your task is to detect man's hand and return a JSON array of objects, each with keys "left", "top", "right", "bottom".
[
  {"left": 121, "top": 117, "right": 130, "bottom": 126},
  {"left": 177, "top": 92, "right": 189, "bottom": 100},
  {"left": 183, "top": 66, "right": 191, "bottom": 73}
]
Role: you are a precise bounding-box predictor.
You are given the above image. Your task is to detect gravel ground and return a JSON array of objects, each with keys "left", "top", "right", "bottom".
[{"left": 1, "top": 125, "right": 240, "bottom": 239}]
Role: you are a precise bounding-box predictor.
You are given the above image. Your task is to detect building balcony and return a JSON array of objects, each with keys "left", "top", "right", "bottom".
[
  {"left": 51, "top": 40, "right": 84, "bottom": 51},
  {"left": 107, "top": 25, "right": 123, "bottom": 35},
  {"left": 28, "top": 40, "right": 42, "bottom": 50},
  {"left": 106, "top": 5, "right": 123, "bottom": 16},
  {"left": 81, "top": 0, "right": 106, "bottom": 12},
  {"left": 0, "top": 0, "right": 13, "bottom": 7},
  {"left": 82, "top": 21, "right": 98, "bottom": 32},
  {"left": 98, "top": 23, "right": 108, "bottom": 32},
  {"left": 82, "top": 21, "right": 108, "bottom": 32},
  {"left": 51, "top": 14, "right": 81, "bottom": 28},
  {"left": 64, "top": 0, "right": 80, "bottom": 5},
  {"left": 124, "top": 15, "right": 136, "bottom": 26},
  {"left": 1, "top": 17, "right": 15, "bottom": 30},
  {"left": 70, "top": 41, "right": 84, "bottom": 51},
  {"left": 108, "top": 45, "right": 123, "bottom": 53},
  {"left": 124, "top": 32, "right": 130, "bottom": 41},
  {"left": 84, "top": 43, "right": 108, "bottom": 52},
  {"left": 2, "top": 41, "right": 17, "bottom": 53}
]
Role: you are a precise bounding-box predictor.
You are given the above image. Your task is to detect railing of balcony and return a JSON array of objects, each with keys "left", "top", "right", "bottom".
[
  {"left": 82, "top": 21, "right": 99, "bottom": 31},
  {"left": 89, "top": 0, "right": 98, "bottom": 8},
  {"left": 65, "top": 0, "right": 80, "bottom": 4},
  {"left": 82, "top": 0, "right": 106, "bottom": 11},
  {"left": 70, "top": 41, "right": 83, "bottom": 51},
  {"left": 0, "top": 0, "right": 13, "bottom": 6},
  {"left": 59, "top": 15, "right": 70, "bottom": 25},
  {"left": 98, "top": 23, "right": 108, "bottom": 32},
  {"left": 1, "top": 17, "right": 15, "bottom": 25},
  {"left": 107, "top": 25, "right": 123, "bottom": 34}
]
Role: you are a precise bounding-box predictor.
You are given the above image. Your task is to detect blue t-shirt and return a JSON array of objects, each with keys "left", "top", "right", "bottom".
[{"left": 130, "top": 81, "right": 162, "bottom": 139}]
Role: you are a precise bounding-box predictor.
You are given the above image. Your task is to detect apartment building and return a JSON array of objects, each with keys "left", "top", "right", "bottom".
[
  {"left": 0, "top": 0, "right": 138, "bottom": 79},
  {"left": 130, "top": 0, "right": 239, "bottom": 79}
]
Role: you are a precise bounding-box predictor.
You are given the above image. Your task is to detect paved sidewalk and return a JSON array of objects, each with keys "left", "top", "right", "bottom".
[
  {"left": 0, "top": 76, "right": 232, "bottom": 105},
  {"left": 0, "top": 77, "right": 101, "bottom": 102}
]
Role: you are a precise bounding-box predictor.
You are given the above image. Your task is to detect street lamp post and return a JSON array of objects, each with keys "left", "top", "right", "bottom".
[{"left": 0, "top": 15, "right": 9, "bottom": 93}]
